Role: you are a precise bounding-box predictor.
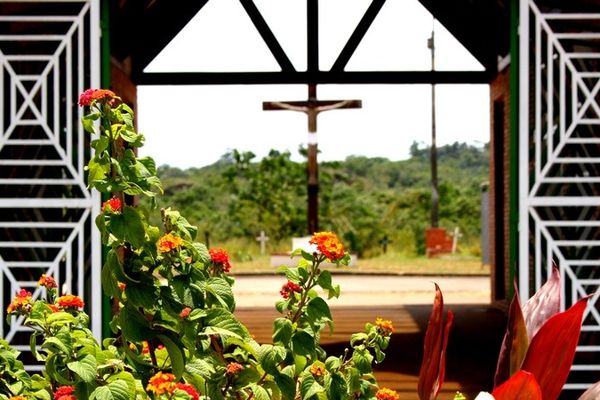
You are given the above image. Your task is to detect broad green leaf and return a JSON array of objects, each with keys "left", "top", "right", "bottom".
[
  {"left": 292, "top": 331, "right": 315, "bottom": 357},
  {"left": 41, "top": 336, "right": 72, "bottom": 356},
  {"left": 317, "top": 270, "right": 333, "bottom": 290},
  {"left": 306, "top": 297, "right": 332, "bottom": 323},
  {"left": 185, "top": 357, "right": 216, "bottom": 380},
  {"left": 157, "top": 334, "right": 185, "bottom": 380},
  {"left": 300, "top": 374, "right": 323, "bottom": 400},
  {"left": 272, "top": 317, "right": 293, "bottom": 345},
  {"left": 250, "top": 384, "right": 270, "bottom": 400},
  {"left": 275, "top": 373, "right": 296, "bottom": 400},
  {"left": 258, "top": 344, "right": 287, "bottom": 375},
  {"left": 325, "top": 372, "right": 347, "bottom": 400},
  {"left": 351, "top": 348, "right": 373, "bottom": 374},
  {"left": 67, "top": 354, "right": 97, "bottom": 383},
  {"left": 521, "top": 297, "right": 589, "bottom": 400},
  {"left": 101, "top": 258, "right": 121, "bottom": 298},
  {"left": 204, "top": 308, "right": 249, "bottom": 340},
  {"left": 46, "top": 311, "right": 77, "bottom": 326},
  {"left": 492, "top": 370, "right": 542, "bottom": 400},
  {"left": 110, "top": 206, "right": 146, "bottom": 248},
  {"left": 205, "top": 277, "right": 235, "bottom": 310},
  {"left": 89, "top": 380, "right": 130, "bottom": 400},
  {"left": 118, "top": 304, "right": 153, "bottom": 342},
  {"left": 124, "top": 282, "right": 157, "bottom": 310}
]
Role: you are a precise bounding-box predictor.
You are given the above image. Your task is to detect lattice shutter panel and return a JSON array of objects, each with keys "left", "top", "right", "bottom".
[
  {"left": 519, "top": 0, "right": 600, "bottom": 392},
  {"left": 0, "top": 0, "right": 100, "bottom": 370}
]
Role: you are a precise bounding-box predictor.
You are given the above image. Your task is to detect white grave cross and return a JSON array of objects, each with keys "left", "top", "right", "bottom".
[{"left": 256, "top": 230, "right": 270, "bottom": 255}]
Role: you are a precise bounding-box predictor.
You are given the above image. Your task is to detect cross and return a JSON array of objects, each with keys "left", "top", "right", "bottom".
[
  {"left": 255, "top": 230, "right": 270, "bottom": 255},
  {"left": 263, "top": 83, "right": 362, "bottom": 234},
  {"left": 379, "top": 235, "right": 392, "bottom": 254},
  {"left": 451, "top": 227, "right": 462, "bottom": 254}
]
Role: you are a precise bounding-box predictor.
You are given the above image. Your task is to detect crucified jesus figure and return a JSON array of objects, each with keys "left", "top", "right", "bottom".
[{"left": 263, "top": 83, "right": 361, "bottom": 234}]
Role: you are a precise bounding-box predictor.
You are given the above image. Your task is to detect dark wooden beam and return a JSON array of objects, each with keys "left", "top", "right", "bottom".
[
  {"left": 135, "top": 70, "right": 492, "bottom": 85},
  {"left": 331, "top": 0, "right": 387, "bottom": 72},
  {"left": 238, "top": 0, "right": 295, "bottom": 72}
]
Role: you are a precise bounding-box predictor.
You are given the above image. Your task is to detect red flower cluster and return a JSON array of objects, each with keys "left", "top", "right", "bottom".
[
  {"left": 6, "top": 289, "right": 32, "bottom": 314},
  {"left": 118, "top": 282, "right": 126, "bottom": 291},
  {"left": 38, "top": 274, "right": 57, "bottom": 289},
  {"left": 146, "top": 372, "right": 199, "bottom": 399},
  {"left": 57, "top": 295, "right": 85, "bottom": 310},
  {"left": 226, "top": 362, "right": 244, "bottom": 376},
  {"left": 375, "top": 318, "right": 395, "bottom": 335},
  {"left": 309, "top": 231, "right": 345, "bottom": 261},
  {"left": 375, "top": 387, "right": 400, "bottom": 400},
  {"left": 280, "top": 280, "right": 302, "bottom": 299},
  {"left": 101, "top": 196, "right": 122, "bottom": 213},
  {"left": 54, "top": 385, "right": 76, "bottom": 400},
  {"left": 174, "top": 383, "right": 200, "bottom": 400},
  {"left": 180, "top": 307, "right": 192, "bottom": 318},
  {"left": 209, "top": 248, "right": 232, "bottom": 273},
  {"left": 157, "top": 233, "right": 184, "bottom": 254},
  {"left": 78, "top": 88, "right": 115, "bottom": 107}
]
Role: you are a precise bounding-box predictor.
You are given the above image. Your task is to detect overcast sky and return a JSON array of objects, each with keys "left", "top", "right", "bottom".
[{"left": 136, "top": 0, "right": 490, "bottom": 169}]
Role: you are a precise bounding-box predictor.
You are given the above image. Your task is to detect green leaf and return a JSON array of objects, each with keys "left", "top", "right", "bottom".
[
  {"left": 306, "top": 297, "right": 332, "bottom": 324},
  {"left": 118, "top": 303, "right": 153, "bottom": 342},
  {"left": 204, "top": 308, "right": 249, "bottom": 340},
  {"left": 89, "top": 380, "right": 130, "bottom": 400},
  {"left": 250, "top": 384, "right": 271, "bottom": 400},
  {"left": 325, "top": 372, "right": 347, "bottom": 400},
  {"left": 274, "top": 373, "right": 296, "bottom": 400},
  {"left": 300, "top": 373, "right": 323, "bottom": 400},
  {"left": 317, "top": 270, "right": 333, "bottom": 290},
  {"left": 124, "top": 282, "right": 157, "bottom": 310},
  {"left": 82, "top": 112, "right": 100, "bottom": 133},
  {"left": 101, "top": 258, "right": 121, "bottom": 298},
  {"left": 110, "top": 206, "right": 146, "bottom": 248},
  {"left": 292, "top": 331, "right": 315, "bottom": 357},
  {"left": 351, "top": 348, "right": 373, "bottom": 374},
  {"left": 41, "top": 336, "right": 72, "bottom": 356},
  {"left": 258, "top": 344, "right": 287, "bottom": 375},
  {"left": 204, "top": 277, "right": 235, "bottom": 310},
  {"left": 185, "top": 357, "right": 216, "bottom": 380},
  {"left": 157, "top": 334, "right": 185, "bottom": 380},
  {"left": 272, "top": 317, "right": 293, "bottom": 345},
  {"left": 67, "top": 354, "right": 97, "bottom": 383}
]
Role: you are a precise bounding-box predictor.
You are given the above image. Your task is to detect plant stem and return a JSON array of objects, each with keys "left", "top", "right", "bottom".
[{"left": 290, "top": 256, "right": 323, "bottom": 324}]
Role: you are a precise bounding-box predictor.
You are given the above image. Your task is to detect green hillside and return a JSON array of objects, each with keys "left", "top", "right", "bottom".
[{"left": 145, "top": 141, "right": 489, "bottom": 258}]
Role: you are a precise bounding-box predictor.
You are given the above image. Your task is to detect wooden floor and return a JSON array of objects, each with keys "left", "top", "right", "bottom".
[{"left": 235, "top": 304, "right": 507, "bottom": 400}]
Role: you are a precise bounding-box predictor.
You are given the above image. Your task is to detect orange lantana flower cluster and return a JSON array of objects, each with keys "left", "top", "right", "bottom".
[
  {"left": 146, "top": 372, "right": 199, "bottom": 399},
  {"left": 101, "top": 196, "right": 122, "bottom": 213},
  {"left": 6, "top": 289, "right": 32, "bottom": 314},
  {"left": 78, "top": 88, "right": 116, "bottom": 107},
  {"left": 8, "top": 396, "right": 27, "bottom": 400},
  {"left": 156, "top": 233, "right": 184, "bottom": 254},
  {"left": 309, "top": 363, "right": 326, "bottom": 377},
  {"left": 56, "top": 295, "right": 85, "bottom": 310},
  {"left": 38, "top": 274, "right": 57, "bottom": 289},
  {"left": 226, "top": 362, "right": 244, "bottom": 376},
  {"left": 209, "top": 248, "right": 232, "bottom": 273},
  {"left": 309, "top": 231, "right": 345, "bottom": 262},
  {"left": 375, "top": 387, "right": 400, "bottom": 400},
  {"left": 375, "top": 318, "right": 395, "bottom": 335}
]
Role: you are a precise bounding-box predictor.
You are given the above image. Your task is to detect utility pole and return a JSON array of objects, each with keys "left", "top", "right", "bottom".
[{"left": 428, "top": 19, "right": 439, "bottom": 228}]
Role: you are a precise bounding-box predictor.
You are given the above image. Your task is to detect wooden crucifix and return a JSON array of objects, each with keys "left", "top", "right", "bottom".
[{"left": 263, "top": 83, "right": 361, "bottom": 234}]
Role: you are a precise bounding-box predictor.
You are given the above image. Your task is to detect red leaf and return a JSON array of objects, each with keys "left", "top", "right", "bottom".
[
  {"left": 521, "top": 297, "right": 589, "bottom": 400},
  {"left": 522, "top": 266, "right": 561, "bottom": 339},
  {"left": 578, "top": 380, "right": 600, "bottom": 400},
  {"left": 492, "top": 370, "right": 542, "bottom": 400},
  {"left": 417, "top": 283, "right": 453, "bottom": 400},
  {"left": 494, "top": 286, "right": 529, "bottom": 386}
]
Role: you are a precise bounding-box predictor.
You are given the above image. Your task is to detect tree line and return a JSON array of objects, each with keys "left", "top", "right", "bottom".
[{"left": 146, "top": 141, "right": 489, "bottom": 258}]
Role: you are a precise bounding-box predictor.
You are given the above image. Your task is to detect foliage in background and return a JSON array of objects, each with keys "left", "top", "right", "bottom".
[{"left": 145, "top": 142, "right": 489, "bottom": 258}]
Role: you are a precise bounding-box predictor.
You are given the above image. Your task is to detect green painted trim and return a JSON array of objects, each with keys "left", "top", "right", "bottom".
[
  {"left": 100, "top": 0, "right": 112, "bottom": 340},
  {"left": 508, "top": 0, "right": 519, "bottom": 299}
]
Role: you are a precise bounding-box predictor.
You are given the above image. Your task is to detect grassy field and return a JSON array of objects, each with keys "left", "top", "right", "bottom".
[{"left": 230, "top": 251, "right": 490, "bottom": 276}]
